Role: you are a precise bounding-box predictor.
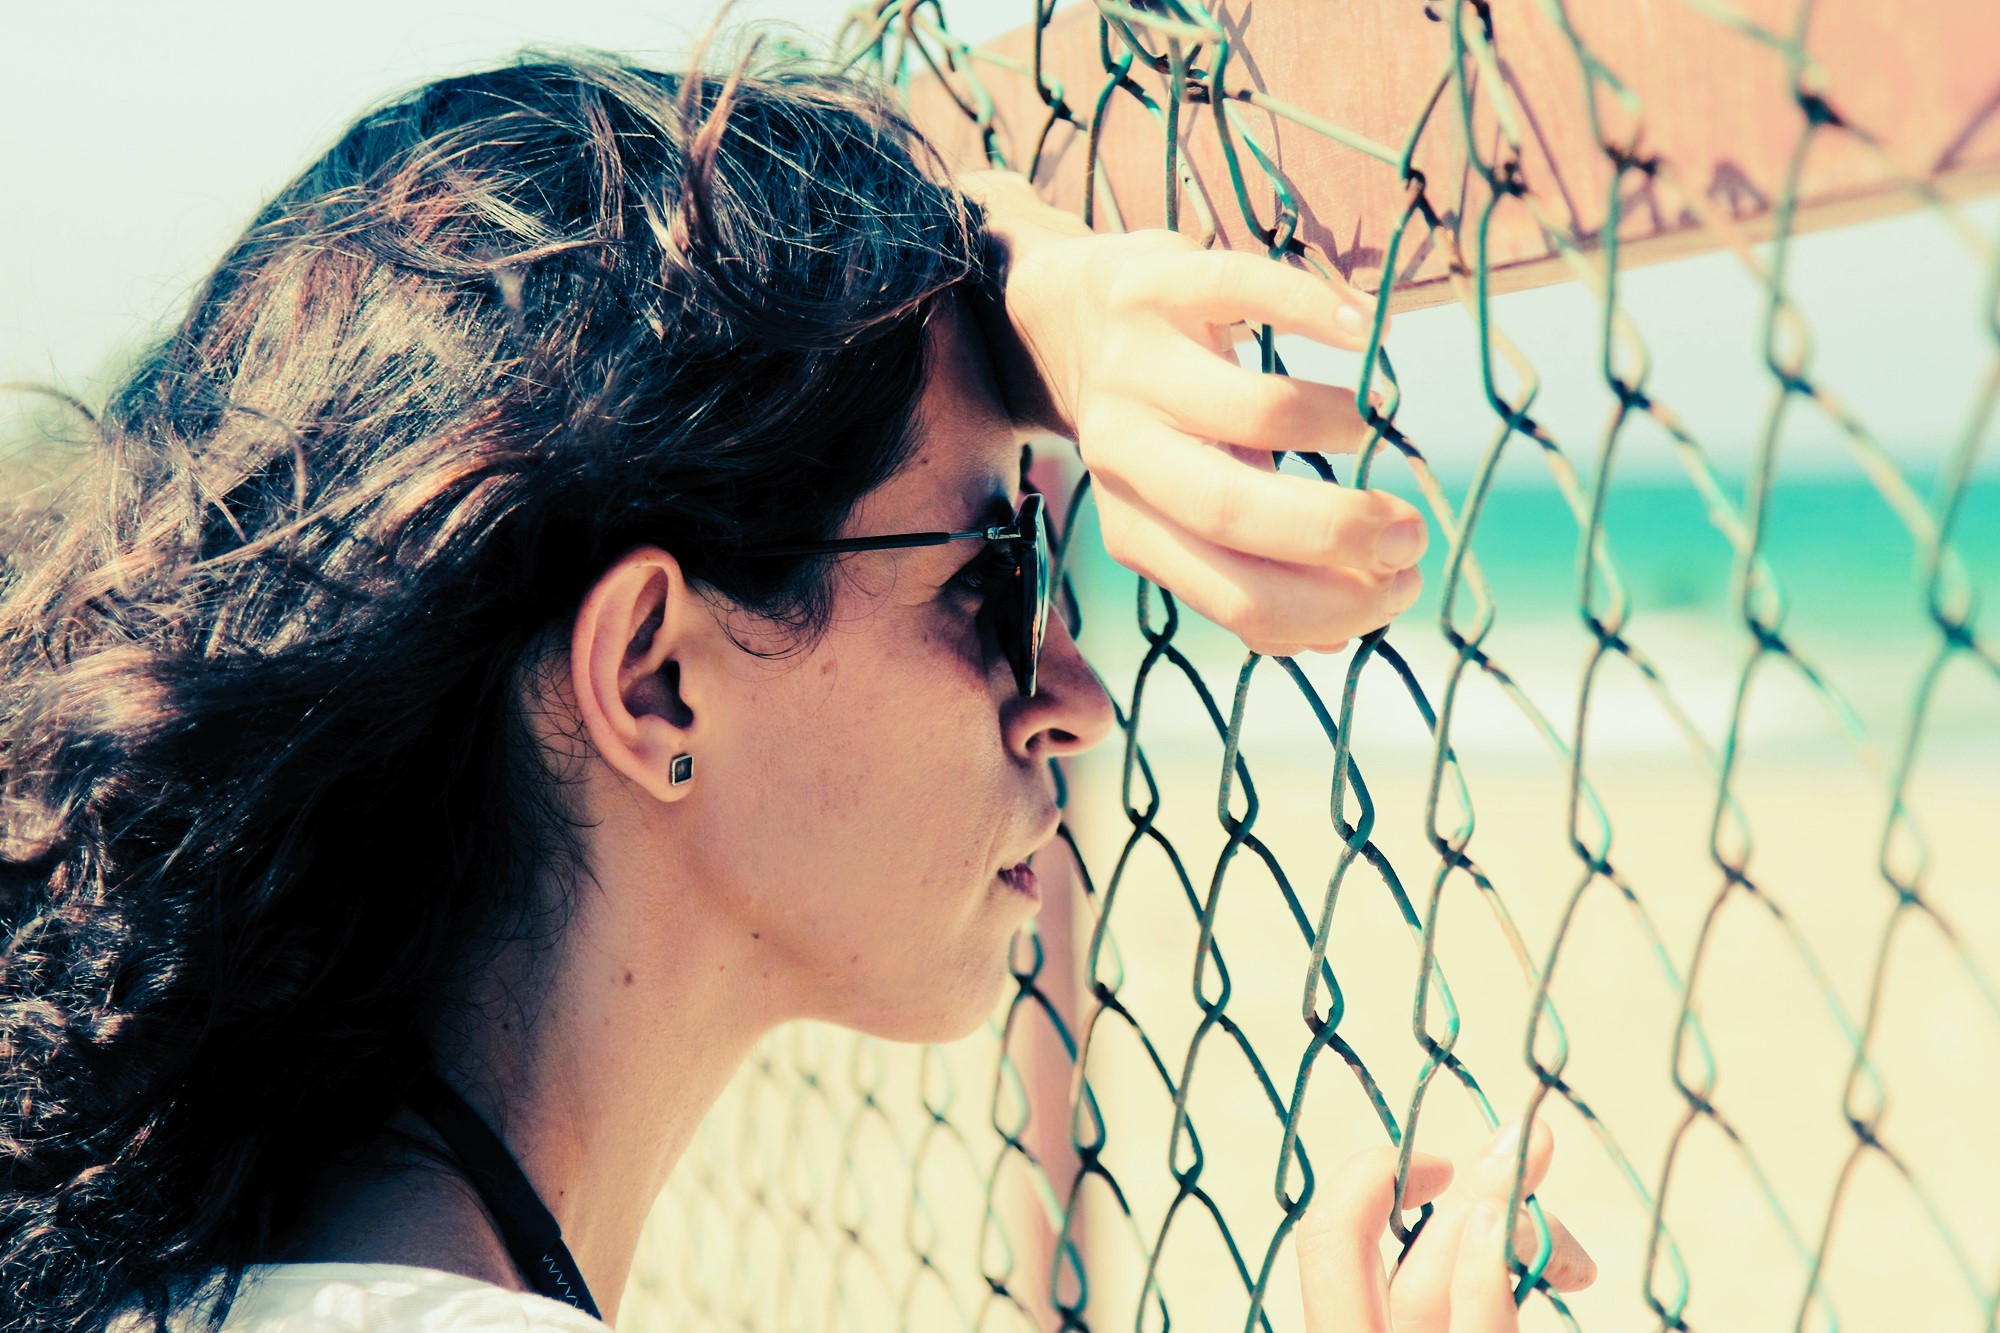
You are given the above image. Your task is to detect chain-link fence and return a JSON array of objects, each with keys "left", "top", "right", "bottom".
[{"left": 628, "top": 1, "right": 2000, "bottom": 1329}]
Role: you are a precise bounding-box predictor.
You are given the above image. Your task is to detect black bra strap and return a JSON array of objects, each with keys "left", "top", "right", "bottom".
[{"left": 404, "top": 1068, "right": 602, "bottom": 1320}]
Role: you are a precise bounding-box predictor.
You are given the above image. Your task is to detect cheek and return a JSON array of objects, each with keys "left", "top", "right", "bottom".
[
  {"left": 774, "top": 598, "right": 997, "bottom": 800},
  {"left": 701, "top": 613, "right": 1020, "bottom": 1021},
  {"left": 777, "top": 625, "right": 1001, "bottom": 873}
]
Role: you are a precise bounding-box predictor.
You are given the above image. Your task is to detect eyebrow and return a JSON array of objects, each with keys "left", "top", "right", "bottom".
[{"left": 958, "top": 490, "right": 1014, "bottom": 533}]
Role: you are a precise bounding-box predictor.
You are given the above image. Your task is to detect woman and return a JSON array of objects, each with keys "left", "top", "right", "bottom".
[{"left": 0, "top": 39, "right": 1588, "bottom": 1333}]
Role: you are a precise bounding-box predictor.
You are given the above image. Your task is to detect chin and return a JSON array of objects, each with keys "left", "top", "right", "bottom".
[{"left": 847, "top": 949, "right": 1014, "bottom": 1046}]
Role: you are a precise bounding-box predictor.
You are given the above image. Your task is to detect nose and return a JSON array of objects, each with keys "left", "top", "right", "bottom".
[{"left": 1004, "top": 608, "right": 1115, "bottom": 762}]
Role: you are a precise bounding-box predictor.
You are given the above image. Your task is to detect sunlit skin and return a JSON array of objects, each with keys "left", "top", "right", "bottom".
[{"left": 282, "top": 292, "right": 1113, "bottom": 1318}]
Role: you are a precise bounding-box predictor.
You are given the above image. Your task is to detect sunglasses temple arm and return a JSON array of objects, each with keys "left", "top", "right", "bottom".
[
  {"left": 741, "top": 501, "right": 1035, "bottom": 560},
  {"left": 746, "top": 532, "right": 961, "bottom": 558}
]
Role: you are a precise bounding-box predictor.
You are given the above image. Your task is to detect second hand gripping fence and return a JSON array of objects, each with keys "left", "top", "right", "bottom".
[{"left": 633, "top": 1, "right": 2000, "bottom": 1330}]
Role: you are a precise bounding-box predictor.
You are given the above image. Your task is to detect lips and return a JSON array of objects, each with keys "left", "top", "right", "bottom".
[
  {"left": 995, "top": 808, "right": 1060, "bottom": 904},
  {"left": 997, "top": 862, "right": 1041, "bottom": 901}
]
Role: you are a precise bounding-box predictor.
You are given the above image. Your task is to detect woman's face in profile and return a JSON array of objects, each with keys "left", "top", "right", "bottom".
[{"left": 627, "top": 297, "right": 1114, "bottom": 1044}]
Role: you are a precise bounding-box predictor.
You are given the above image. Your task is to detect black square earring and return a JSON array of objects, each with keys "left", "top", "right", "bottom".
[{"left": 670, "top": 753, "right": 694, "bottom": 786}]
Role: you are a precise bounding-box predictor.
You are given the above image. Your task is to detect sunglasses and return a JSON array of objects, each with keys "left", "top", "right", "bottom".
[{"left": 742, "top": 491, "right": 1052, "bottom": 697}]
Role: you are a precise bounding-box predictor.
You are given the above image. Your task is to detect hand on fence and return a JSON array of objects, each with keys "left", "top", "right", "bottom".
[
  {"left": 962, "top": 169, "right": 1428, "bottom": 658},
  {"left": 1296, "top": 1120, "right": 1595, "bottom": 1332}
]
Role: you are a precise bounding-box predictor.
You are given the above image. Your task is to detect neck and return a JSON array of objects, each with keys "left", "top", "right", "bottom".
[
  {"left": 440, "top": 880, "right": 776, "bottom": 1322},
  {"left": 284, "top": 783, "right": 787, "bottom": 1320}
]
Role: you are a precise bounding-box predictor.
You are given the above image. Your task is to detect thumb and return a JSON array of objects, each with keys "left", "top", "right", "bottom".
[
  {"left": 1298, "top": 1146, "right": 1449, "bottom": 1333},
  {"left": 1298, "top": 1192, "right": 1390, "bottom": 1333}
]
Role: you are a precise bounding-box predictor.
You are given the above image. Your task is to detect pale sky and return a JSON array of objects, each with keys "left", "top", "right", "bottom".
[{"left": 4, "top": 1, "right": 1994, "bottom": 483}]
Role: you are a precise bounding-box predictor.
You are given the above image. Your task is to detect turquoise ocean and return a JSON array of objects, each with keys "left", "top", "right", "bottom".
[{"left": 1060, "top": 471, "right": 2000, "bottom": 765}]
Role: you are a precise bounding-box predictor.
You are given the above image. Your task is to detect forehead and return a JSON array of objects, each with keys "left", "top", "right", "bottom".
[{"left": 844, "top": 292, "right": 1020, "bottom": 538}]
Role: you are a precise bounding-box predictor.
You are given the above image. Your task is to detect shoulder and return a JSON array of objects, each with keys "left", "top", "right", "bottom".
[{"left": 196, "top": 1263, "right": 609, "bottom": 1332}]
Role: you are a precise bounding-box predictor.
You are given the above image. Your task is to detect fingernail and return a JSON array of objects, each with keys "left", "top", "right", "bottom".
[
  {"left": 1375, "top": 519, "right": 1426, "bottom": 568},
  {"left": 1336, "top": 303, "right": 1370, "bottom": 336}
]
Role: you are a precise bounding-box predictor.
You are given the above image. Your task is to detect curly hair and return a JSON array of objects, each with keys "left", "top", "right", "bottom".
[{"left": 0, "top": 41, "right": 980, "bottom": 1333}]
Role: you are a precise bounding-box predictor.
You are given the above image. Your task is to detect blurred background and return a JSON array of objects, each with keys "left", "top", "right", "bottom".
[{"left": 7, "top": 3, "right": 1998, "bottom": 1330}]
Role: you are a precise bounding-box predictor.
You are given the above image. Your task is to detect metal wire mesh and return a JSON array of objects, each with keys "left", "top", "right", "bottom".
[{"left": 627, "top": 2, "right": 2000, "bottom": 1329}]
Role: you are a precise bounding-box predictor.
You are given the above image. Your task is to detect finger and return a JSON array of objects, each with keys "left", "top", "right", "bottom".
[
  {"left": 1449, "top": 1203, "right": 1523, "bottom": 1333},
  {"left": 1222, "top": 441, "right": 1280, "bottom": 473},
  {"left": 1094, "top": 483, "right": 1424, "bottom": 652},
  {"left": 1102, "top": 343, "right": 1380, "bottom": 457},
  {"left": 1389, "top": 1124, "right": 1540, "bottom": 1333},
  {"left": 1468, "top": 1121, "right": 1596, "bottom": 1294},
  {"left": 1297, "top": 1147, "right": 1400, "bottom": 1333},
  {"left": 1087, "top": 426, "right": 1428, "bottom": 572},
  {"left": 1392, "top": 1122, "right": 1580, "bottom": 1331},
  {"left": 1398, "top": 1151, "right": 1456, "bottom": 1211},
  {"left": 1388, "top": 1206, "right": 1472, "bottom": 1333},
  {"left": 1463, "top": 1119, "right": 1553, "bottom": 1204},
  {"left": 1510, "top": 1207, "right": 1596, "bottom": 1293},
  {"left": 1126, "top": 247, "right": 1389, "bottom": 351},
  {"left": 1297, "top": 1148, "right": 1448, "bottom": 1333}
]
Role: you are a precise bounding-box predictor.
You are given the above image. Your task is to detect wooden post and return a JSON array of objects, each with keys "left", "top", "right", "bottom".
[{"left": 902, "top": 0, "right": 2000, "bottom": 310}]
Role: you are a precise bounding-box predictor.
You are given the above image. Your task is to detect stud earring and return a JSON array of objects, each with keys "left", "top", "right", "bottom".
[{"left": 669, "top": 753, "right": 694, "bottom": 787}]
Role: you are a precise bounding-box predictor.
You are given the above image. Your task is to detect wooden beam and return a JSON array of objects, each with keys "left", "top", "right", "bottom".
[{"left": 899, "top": 0, "right": 2000, "bottom": 311}]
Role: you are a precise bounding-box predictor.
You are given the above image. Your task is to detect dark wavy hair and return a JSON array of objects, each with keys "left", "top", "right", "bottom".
[{"left": 0, "top": 39, "right": 981, "bottom": 1333}]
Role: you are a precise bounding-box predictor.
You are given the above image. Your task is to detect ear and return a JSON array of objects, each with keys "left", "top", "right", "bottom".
[{"left": 569, "top": 546, "right": 704, "bottom": 804}]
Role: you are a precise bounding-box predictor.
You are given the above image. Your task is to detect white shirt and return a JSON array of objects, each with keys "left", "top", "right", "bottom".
[{"left": 195, "top": 1263, "right": 611, "bottom": 1331}]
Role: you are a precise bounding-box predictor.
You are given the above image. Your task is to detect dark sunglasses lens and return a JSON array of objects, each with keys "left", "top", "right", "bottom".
[
  {"left": 989, "top": 536, "right": 1027, "bottom": 694},
  {"left": 1019, "top": 494, "right": 1049, "bottom": 696}
]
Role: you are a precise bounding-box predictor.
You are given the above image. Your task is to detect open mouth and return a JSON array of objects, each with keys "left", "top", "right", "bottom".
[{"left": 997, "top": 862, "right": 1040, "bottom": 902}]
